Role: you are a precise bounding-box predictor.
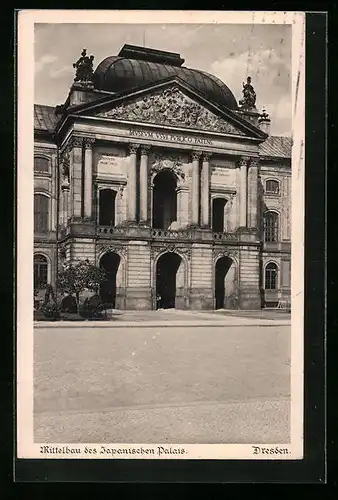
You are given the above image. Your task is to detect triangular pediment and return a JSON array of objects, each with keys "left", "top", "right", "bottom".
[{"left": 75, "top": 79, "right": 266, "bottom": 139}]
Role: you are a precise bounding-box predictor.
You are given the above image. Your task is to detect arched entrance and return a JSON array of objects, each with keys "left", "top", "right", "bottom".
[
  {"left": 153, "top": 170, "right": 177, "bottom": 229},
  {"left": 214, "top": 256, "right": 237, "bottom": 309},
  {"left": 156, "top": 252, "right": 182, "bottom": 309},
  {"left": 99, "top": 252, "right": 121, "bottom": 307}
]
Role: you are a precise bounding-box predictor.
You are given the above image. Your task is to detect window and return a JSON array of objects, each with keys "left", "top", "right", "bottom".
[
  {"left": 212, "top": 198, "right": 227, "bottom": 232},
  {"left": 265, "top": 179, "right": 279, "bottom": 194},
  {"left": 34, "top": 156, "right": 49, "bottom": 174},
  {"left": 34, "top": 254, "right": 48, "bottom": 288},
  {"left": 264, "top": 211, "right": 279, "bottom": 242},
  {"left": 34, "top": 194, "right": 49, "bottom": 232},
  {"left": 99, "top": 189, "right": 116, "bottom": 226},
  {"left": 265, "top": 262, "right": 278, "bottom": 290}
]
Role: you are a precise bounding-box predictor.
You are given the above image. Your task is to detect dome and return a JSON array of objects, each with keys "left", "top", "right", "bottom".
[{"left": 93, "top": 46, "right": 238, "bottom": 110}]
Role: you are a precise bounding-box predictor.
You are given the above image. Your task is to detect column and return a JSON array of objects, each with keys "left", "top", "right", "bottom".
[
  {"left": 139, "top": 145, "right": 150, "bottom": 224},
  {"left": 61, "top": 183, "right": 69, "bottom": 225},
  {"left": 70, "top": 136, "right": 83, "bottom": 219},
  {"left": 201, "top": 152, "right": 211, "bottom": 227},
  {"left": 84, "top": 137, "right": 95, "bottom": 219},
  {"left": 191, "top": 151, "right": 201, "bottom": 226},
  {"left": 248, "top": 157, "right": 259, "bottom": 228},
  {"left": 239, "top": 156, "right": 249, "bottom": 227},
  {"left": 127, "top": 143, "right": 139, "bottom": 222}
]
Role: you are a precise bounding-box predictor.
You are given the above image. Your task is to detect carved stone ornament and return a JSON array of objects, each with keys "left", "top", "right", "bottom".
[
  {"left": 151, "top": 244, "right": 192, "bottom": 260},
  {"left": 249, "top": 158, "right": 260, "bottom": 168},
  {"left": 213, "top": 249, "right": 238, "bottom": 262},
  {"left": 98, "top": 244, "right": 127, "bottom": 257},
  {"left": 71, "top": 136, "right": 84, "bottom": 148},
  {"left": 238, "top": 156, "right": 250, "bottom": 167},
  {"left": 60, "top": 150, "right": 70, "bottom": 183},
  {"left": 202, "top": 152, "right": 212, "bottom": 162},
  {"left": 128, "top": 143, "right": 140, "bottom": 155},
  {"left": 84, "top": 137, "right": 95, "bottom": 149},
  {"left": 189, "top": 151, "right": 200, "bottom": 162},
  {"left": 140, "top": 145, "right": 151, "bottom": 155},
  {"left": 150, "top": 154, "right": 185, "bottom": 180},
  {"left": 98, "top": 86, "right": 246, "bottom": 136}
]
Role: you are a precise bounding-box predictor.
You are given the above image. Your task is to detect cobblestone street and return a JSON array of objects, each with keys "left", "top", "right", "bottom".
[{"left": 34, "top": 311, "right": 290, "bottom": 444}]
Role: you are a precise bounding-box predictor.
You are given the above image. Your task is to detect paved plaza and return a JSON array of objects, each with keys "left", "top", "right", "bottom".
[{"left": 34, "top": 310, "right": 291, "bottom": 444}]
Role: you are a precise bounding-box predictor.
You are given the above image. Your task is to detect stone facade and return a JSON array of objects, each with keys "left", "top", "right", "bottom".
[{"left": 33, "top": 47, "right": 291, "bottom": 310}]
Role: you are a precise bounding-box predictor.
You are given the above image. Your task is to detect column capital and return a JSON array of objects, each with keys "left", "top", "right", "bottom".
[
  {"left": 202, "top": 152, "right": 212, "bottom": 162},
  {"left": 61, "top": 181, "right": 70, "bottom": 191},
  {"left": 238, "top": 156, "right": 250, "bottom": 167},
  {"left": 84, "top": 137, "right": 95, "bottom": 149},
  {"left": 140, "top": 144, "right": 151, "bottom": 155},
  {"left": 191, "top": 151, "right": 202, "bottom": 161},
  {"left": 249, "top": 157, "right": 260, "bottom": 168},
  {"left": 70, "top": 136, "right": 84, "bottom": 148},
  {"left": 128, "top": 143, "right": 140, "bottom": 154}
]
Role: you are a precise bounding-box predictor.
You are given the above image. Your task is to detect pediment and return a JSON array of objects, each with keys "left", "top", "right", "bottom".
[{"left": 89, "top": 85, "right": 249, "bottom": 137}]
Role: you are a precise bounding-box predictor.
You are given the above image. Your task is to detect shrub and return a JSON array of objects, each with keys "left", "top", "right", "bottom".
[
  {"left": 80, "top": 295, "right": 104, "bottom": 320},
  {"left": 41, "top": 304, "right": 60, "bottom": 321}
]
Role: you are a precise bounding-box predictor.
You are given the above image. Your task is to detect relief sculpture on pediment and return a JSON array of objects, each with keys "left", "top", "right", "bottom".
[{"left": 99, "top": 87, "right": 245, "bottom": 136}]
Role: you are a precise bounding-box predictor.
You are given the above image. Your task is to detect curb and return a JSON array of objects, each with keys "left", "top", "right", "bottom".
[{"left": 34, "top": 320, "right": 291, "bottom": 329}]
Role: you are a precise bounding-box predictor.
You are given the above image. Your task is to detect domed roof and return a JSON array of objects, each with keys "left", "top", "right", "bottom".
[{"left": 93, "top": 46, "right": 238, "bottom": 110}]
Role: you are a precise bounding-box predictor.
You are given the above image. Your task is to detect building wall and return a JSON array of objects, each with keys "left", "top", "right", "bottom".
[{"left": 34, "top": 124, "right": 291, "bottom": 310}]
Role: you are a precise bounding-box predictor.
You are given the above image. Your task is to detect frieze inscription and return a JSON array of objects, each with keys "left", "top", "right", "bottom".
[{"left": 129, "top": 128, "right": 213, "bottom": 146}]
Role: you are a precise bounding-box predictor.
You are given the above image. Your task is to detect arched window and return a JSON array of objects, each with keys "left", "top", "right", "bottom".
[
  {"left": 34, "top": 194, "right": 49, "bottom": 232},
  {"left": 34, "top": 254, "right": 48, "bottom": 289},
  {"left": 265, "top": 262, "right": 278, "bottom": 290},
  {"left": 265, "top": 179, "right": 279, "bottom": 194},
  {"left": 264, "top": 211, "right": 279, "bottom": 242},
  {"left": 34, "top": 156, "right": 49, "bottom": 174}
]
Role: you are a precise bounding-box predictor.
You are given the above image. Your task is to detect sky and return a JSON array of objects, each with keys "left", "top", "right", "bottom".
[{"left": 35, "top": 23, "right": 292, "bottom": 136}]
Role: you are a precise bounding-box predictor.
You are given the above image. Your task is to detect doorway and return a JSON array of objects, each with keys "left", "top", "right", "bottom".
[
  {"left": 156, "top": 252, "right": 182, "bottom": 309},
  {"left": 214, "top": 256, "right": 235, "bottom": 309},
  {"left": 152, "top": 170, "right": 177, "bottom": 229},
  {"left": 99, "top": 252, "right": 121, "bottom": 307}
]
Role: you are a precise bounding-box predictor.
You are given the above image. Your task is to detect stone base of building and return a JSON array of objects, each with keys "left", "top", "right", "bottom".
[
  {"left": 125, "top": 287, "right": 152, "bottom": 310},
  {"left": 189, "top": 288, "right": 214, "bottom": 310},
  {"left": 238, "top": 289, "right": 262, "bottom": 310}
]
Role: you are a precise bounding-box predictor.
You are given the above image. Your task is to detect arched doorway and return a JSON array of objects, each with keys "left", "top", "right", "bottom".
[
  {"left": 156, "top": 252, "right": 182, "bottom": 309},
  {"left": 153, "top": 170, "right": 177, "bottom": 229},
  {"left": 99, "top": 252, "right": 121, "bottom": 307},
  {"left": 214, "top": 256, "right": 237, "bottom": 309}
]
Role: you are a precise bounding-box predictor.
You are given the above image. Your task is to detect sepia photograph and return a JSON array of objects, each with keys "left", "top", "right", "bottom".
[{"left": 17, "top": 10, "right": 305, "bottom": 461}]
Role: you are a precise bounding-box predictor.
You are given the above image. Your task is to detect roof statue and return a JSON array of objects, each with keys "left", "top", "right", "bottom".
[
  {"left": 239, "top": 76, "right": 256, "bottom": 109},
  {"left": 73, "top": 49, "right": 94, "bottom": 84}
]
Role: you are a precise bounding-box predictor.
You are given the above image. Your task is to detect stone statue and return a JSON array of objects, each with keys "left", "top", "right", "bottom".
[
  {"left": 73, "top": 49, "right": 94, "bottom": 83},
  {"left": 239, "top": 76, "right": 256, "bottom": 108}
]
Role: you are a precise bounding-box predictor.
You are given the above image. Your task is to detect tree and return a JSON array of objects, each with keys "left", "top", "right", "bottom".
[{"left": 57, "top": 259, "right": 108, "bottom": 315}]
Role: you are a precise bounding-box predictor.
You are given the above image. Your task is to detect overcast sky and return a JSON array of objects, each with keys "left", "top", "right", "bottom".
[{"left": 35, "top": 23, "right": 292, "bottom": 136}]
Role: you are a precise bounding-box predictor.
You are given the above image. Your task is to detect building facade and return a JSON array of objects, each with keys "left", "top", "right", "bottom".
[{"left": 34, "top": 45, "right": 291, "bottom": 310}]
